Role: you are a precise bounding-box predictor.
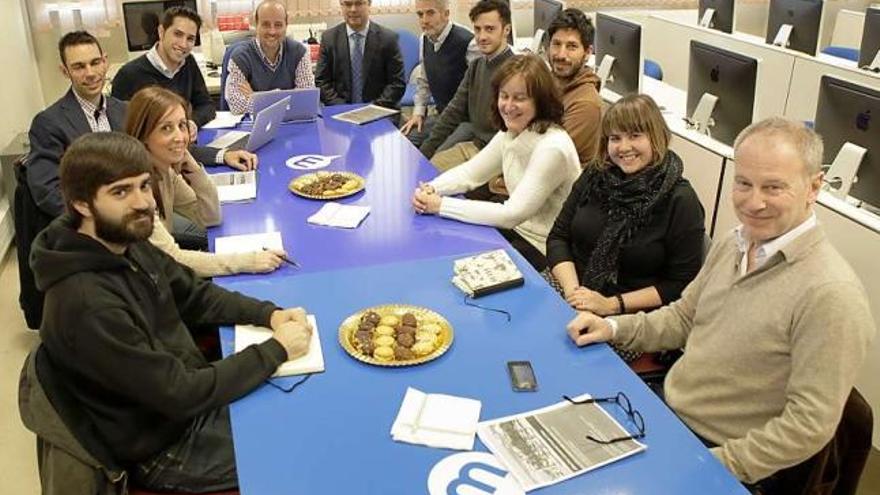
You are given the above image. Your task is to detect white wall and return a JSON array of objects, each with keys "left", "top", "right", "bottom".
[{"left": 0, "top": 0, "right": 45, "bottom": 259}]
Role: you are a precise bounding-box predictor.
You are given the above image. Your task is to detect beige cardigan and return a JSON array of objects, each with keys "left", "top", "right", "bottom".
[
  {"left": 155, "top": 154, "right": 220, "bottom": 231},
  {"left": 613, "top": 226, "right": 875, "bottom": 483},
  {"left": 149, "top": 216, "right": 264, "bottom": 277}
]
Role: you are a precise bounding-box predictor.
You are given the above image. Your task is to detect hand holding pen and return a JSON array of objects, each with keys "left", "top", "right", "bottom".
[{"left": 263, "top": 247, "right": 300, "bottom": 268}]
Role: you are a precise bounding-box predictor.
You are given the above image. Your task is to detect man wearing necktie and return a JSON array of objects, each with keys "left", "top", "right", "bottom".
[{"left": 315, "top": 0, "right": 405, "bottom": 108}]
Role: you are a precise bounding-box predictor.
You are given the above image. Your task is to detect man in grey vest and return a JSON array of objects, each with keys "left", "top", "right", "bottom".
[
  {"left": 224, "top": 0, "right": 315, "bottom": 115},
  {"left": 400, "top": 0, "right": 478, "bottom": 147}
]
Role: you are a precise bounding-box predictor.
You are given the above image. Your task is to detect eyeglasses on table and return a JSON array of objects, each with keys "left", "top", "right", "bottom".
[{"left": 563, "top": 392, "right": 646, "bottom": 445}]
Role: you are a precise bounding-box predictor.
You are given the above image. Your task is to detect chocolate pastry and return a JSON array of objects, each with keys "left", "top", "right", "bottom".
[
  {"left": 394, "top": 347, "right": 415, "bottom": 360},
  {"left": 397, "top": 325, "right": 417, "bottom": 335},
  {"left": 361, "top": 311, "right": 381, "bottom": 326},
  {"left": 359, "top": 341, "right": 375, "bottom": 357},
  {"left": 401, "top": 313, "right": 418, "bottom": 327},
  {"left": 396, "top": 332, "right": 415, "bottom": 348}
]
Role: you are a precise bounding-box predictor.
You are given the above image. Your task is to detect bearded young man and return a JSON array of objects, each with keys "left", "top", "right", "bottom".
[{"left": 29, "top": 132, "right": 312, "bottom": 493}]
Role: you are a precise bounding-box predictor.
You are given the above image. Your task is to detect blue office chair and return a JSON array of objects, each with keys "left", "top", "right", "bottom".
[
  {"left": 219, "top": 39, "right": 250, "bottom": 111},
  {"left": 644, "top": 59, "right": 664, "bottom": 81},
  {"left": 396, "top": 28, "right": 421, "bottom": 107},
  {"left": 821, "top": 45, "right": 860, "bottom": 62}
]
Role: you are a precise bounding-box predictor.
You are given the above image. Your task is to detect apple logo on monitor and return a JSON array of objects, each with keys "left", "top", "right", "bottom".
[
  {"left": 710, "top": 65, "right": 721, "bottom": 83},
  {"left": 856, "top": 110, "right": 871, "bottom": 131}
]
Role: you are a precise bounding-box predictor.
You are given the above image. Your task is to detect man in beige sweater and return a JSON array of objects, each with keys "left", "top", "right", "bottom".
[{"left": 566, "top": 118, "right": 875, "bottom": 489}]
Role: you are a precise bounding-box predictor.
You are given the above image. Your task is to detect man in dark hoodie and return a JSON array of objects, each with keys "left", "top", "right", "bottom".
[
  {"left": 547, "top": 8, "right": 602, "bottom": 165},
  {"left": 30, "top": 132, "right": 312, "bottom": 493}
]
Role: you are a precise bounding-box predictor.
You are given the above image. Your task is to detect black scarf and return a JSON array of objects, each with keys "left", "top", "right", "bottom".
[{"left": 579, "top": 151, "right": 684, "bottom": 294}]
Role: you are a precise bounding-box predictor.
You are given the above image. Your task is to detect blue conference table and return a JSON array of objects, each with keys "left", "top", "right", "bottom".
[
  {"left": 217, "top": 252, "right": 747, "bottom": 495},
  {"left": 202, "top": 105, "right": 507, "bottom": 282},
  {"left": 207, "top": 107, "right": 747, "bottom": 494}
]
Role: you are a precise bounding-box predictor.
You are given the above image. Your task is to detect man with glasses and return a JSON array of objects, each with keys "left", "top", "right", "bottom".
[
  {"left": 567, "top": 118, "right": 875, "bottom": 492},
  {"left": 112, "top": 6, "right": 216, "bottom": 126},
  {"left": 315, "top": 0, "right": 405, "bottom": 108},
  {"left": 224, "top": 0, "right": 315, "bottom": 115}
]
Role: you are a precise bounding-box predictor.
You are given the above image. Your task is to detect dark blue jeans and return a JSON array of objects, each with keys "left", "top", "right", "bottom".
[{"left": 131, "top": 407, "right": 238, "bottom": 493}]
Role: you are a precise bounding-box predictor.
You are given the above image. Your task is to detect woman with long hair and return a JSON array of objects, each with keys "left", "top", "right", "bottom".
[{"left": 125, "top": 86, "right": 285, "bottom": 275}]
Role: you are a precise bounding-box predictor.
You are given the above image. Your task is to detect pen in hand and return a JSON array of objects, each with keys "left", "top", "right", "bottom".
[{"left": 263, "top": 247, "right": 300, "bottom": 268}]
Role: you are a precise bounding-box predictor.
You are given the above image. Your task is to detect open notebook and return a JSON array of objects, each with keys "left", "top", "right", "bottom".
[{"left": 234, "top": 315, "right": 325, "bottom": 377}]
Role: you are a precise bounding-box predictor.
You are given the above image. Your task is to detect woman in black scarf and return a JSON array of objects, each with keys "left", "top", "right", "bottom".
[{"left": 545, "top": 94, "right": 706, "bottom": 361}]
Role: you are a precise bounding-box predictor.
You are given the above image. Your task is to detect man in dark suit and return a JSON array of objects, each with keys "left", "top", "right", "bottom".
[
  {"left": 17, "top": 31, "right": 245, "bottom": 329},
  {"left": 16, "top": 31, "right": 126, "bottom": 329},
  {"left": 315, "top": 0, "right": 405, "bottom": 108}
]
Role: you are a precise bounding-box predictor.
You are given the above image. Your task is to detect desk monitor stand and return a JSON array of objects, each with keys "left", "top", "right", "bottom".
[
  {"left": 772, "top": 24, "right": 793, "bottom": 48},
  {"left": 596, "top": 54, "right": 616, "bottom": 90},
  {"left": 823, "top": 142, "right": 867, "bottom": 200},
  {"left": 868, "top": 50, "right": 880, "bottom": 72},
  {"left": 699, "top": 8, "right": 716, "bottom": 29},
  {"left": 684, "top": 92, "right": 718, "bottom": 136}
]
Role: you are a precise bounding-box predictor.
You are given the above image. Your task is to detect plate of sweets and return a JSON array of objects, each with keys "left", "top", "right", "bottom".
[
  {"left": 289, "top": 171, "right": 365, "bottom": 199},
  {"left": 338, "top": 304, "right": 454, "bottom": 366}
]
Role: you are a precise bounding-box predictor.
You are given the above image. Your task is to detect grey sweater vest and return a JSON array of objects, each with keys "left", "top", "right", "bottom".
[
  {"left": 423, "top": 24, "right": 473, "bottom": 112},
  {"left": 231, "top": 38, "right": 307, "bottom": 92}
]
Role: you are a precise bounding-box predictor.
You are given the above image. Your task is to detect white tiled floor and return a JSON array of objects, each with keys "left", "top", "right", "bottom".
[
  {"left": 0, "top": 248, "right": 40, "bottom": 493},
  {"left": 1, "top": 244, "right": 878, "bottom": 494}
]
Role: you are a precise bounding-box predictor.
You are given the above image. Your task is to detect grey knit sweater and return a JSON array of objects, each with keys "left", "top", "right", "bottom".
[
  {"left": 419, "top": 46, "right": 513, "bottom": 158},
  {"left": 613, "top": 225, "right": 875, "bottom": 483}
]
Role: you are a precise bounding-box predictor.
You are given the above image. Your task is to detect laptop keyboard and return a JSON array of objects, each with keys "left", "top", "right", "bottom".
[{"left": 207, "top": 131, "right": 249, "bottom": 150}]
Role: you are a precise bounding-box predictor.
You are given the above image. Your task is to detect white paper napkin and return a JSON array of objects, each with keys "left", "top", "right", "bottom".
[
  {"left": 307, "top": 202, "right": 370, "bottom": 228},
  {"left": 391, "top": 387, "right": 482, "bottom": 450}
]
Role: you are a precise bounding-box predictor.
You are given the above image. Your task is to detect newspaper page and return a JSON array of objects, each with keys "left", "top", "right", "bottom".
[
  {"left": 477, "top": 394, "right": 647, "bottom": 491},
  {"left": 331, "top": 104, "right": 400, "bottom": 125}
]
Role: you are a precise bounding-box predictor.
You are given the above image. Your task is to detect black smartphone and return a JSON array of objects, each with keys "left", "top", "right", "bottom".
[{"left": 507, "top": 361, "right": 538, "bottom": 392}]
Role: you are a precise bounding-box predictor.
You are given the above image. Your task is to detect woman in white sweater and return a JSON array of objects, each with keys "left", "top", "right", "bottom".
[
  {"left": 411, "top": 54, "right": 581, "bottom": 269},
  {"left": 125, "top": 86, "right": 285, "bottom": 276}
]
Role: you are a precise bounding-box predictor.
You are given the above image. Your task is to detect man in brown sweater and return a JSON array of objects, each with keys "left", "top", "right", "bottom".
[
  {"left": 567, "top": 118, "right": 875, "bottom": 490},
  {"left": 546, "top": 8, "right": 602, "bottom": 165}
]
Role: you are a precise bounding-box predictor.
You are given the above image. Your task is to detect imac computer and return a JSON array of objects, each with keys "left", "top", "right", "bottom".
[
  {"left": 814, "top": 75, "right": 880, "bottom": 209},
  {"left": 698, "top": 0, "right": 735, "bottom": 34},
  {"left": 594, "top": 13, "right": 643, "bottom": 97},
  {"left": 858, "top": 6, "right": 880, "bottom": 71},
  {"left": 123, "top": 0, "right": 200, "bottom": 53},
  {"left": 534, "top": 0, "right": 565, "bottom": 35},
  {"left": 764, "top": 0, "right": 823, "bottom": 56},
  {"left": 686, "top": 40, "right": 757, "bottom": 146}
]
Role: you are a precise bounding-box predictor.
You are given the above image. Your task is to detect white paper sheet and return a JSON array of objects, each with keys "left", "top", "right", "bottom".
[
  {"left": 214, "top": 231, "right": 283, "bottom": 254},
  {"left": 235, "top": 315, "right": 324, "bottom": 377}
]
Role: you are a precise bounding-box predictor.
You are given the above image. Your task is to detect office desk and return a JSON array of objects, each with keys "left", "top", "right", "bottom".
[
  {"left": 201, "top": 105, "right": 507, "bottom": 283},
  {"left": 218, "top": 252, "right": 748, "bottom": 495}
]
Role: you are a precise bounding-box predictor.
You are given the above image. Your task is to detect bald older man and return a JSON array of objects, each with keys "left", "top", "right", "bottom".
[
  {"left": 568, "top": 118, "right": 875, "bottom": 492},
  {"left": 224, "top": 0, "right": 315, "bottom": 115}
]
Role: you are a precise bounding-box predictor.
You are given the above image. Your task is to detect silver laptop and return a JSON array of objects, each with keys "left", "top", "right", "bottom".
[
  {"left": 207, "top": 96, "right": 290, "bottom": 152},
  {"left": 252, "top": 88, "right": 321, "bottom": 123}
]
